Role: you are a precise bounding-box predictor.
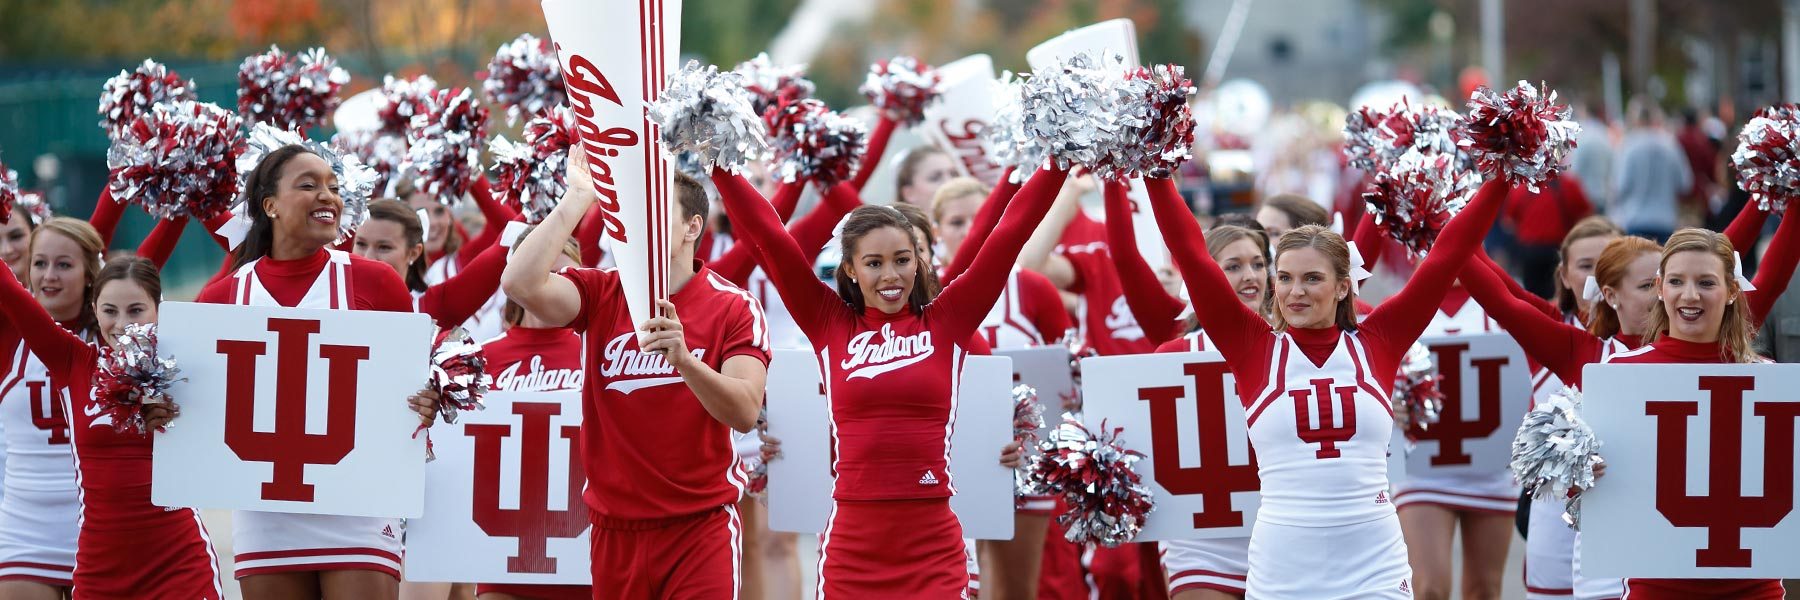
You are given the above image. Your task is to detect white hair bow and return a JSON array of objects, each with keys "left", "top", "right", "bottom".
[
  {"left": 1329, "top": 212, "right": 1345, "bottom": 236},
  {"left": 415, "top": 209, "right": 432, "bottom": 248},
  {"left": 214, "top": 211, "right": 255, "bottom": 251},
  {"left": 1582, "top": 275, "right": 1603, "bottom": 302},
  {"left": 1346, "top": 240, "right": 1373, "bottom": 294},
  {"left": 1735, "top": 251, "right": 1757, "bottom": 292}
]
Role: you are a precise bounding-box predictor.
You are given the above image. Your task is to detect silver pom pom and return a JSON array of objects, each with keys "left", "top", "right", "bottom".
[
  {"left": 1510, "top": 386, "right": 1602, "bottom": 530},
  {"left": 983, "top": 53, "right": 1127, "bottom": 176},
  {"left": 238, "top": 122, "right": 378, "bottom": 242},
  {"left": 646, "top": 61, "right": 772, "bottom": 174}
]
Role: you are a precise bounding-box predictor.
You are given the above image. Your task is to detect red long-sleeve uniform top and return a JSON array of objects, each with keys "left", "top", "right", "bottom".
[
  {"left": 1602, "top": 336, "right": 1784, "bottom": 600},
  {"left": 195, "top": 250, "right": 414, "bottom": 311},
  {"left": 712, "top": 182, "right": 860, "bottom": 287},
  {"left": 1103, "top": 180, "right": 1185, "bottom": 346},
  {"left": 414, "top": 241, "right": 509, "bottom": 329},
  {"left": 940, "top": 167, "right": 1020, "bottom": 283},
  {"left": 1060, "top": 208, "right": 1156, "bottom": 356},
  {"left": 1504, "top": 175, "right": 1593, "bottom": 245},
  {"left": 713, "top": 165, "right": 1069, "bottom": 500}
]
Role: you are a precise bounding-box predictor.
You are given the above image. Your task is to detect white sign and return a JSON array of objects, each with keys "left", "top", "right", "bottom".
[
  {"left": 996, "top": 346, "right": 1074, "bottom": 441},
  {"left": 1026, "top": 18, "right": 1140, "bottom": 71},
  {"left": 405, "top": 391, "right": 590, "bottom": 584},
  {"left": 152, "top": 302, "right": 433, "bottom": 517},
  {"left": 1582, "top": 363, "right": 1800, "bottom": 579},
  {"left": 922, "top": 54, "right": 1005, "bottom": 187},
  {"left": 541, "top": 0, "right": 681, "bottom": 327},
  {"left": 764, "top": 350, "right": 1015, "bottom": 539},
  {"left": 1393, "top": 333, "right": 1532, "bottom": 480},
  {"left": 1081, "top": 351, "right": 1258, "bottom": 540}
]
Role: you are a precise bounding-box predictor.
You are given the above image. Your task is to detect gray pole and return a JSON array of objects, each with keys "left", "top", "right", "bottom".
[
  {"left": 1482, "top": 0, "right": 1504, "bottom": 83},
  {"left": 1787, "top": 0, "right": 1800, "bottom": 100},
  {"left": 1630, "top": 0, "right": 1655, "bottom": 94}
]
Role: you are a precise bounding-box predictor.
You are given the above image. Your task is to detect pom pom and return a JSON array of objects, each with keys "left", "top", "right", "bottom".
[
  {"left": 1392, "top": 342, "right": 1445, "bottom": 441},
  {"left": 429, "top": 328, "right": 493, "bottom": 425},
  {"left": 1096, "top": 64, "right": 1197, "bottom": 180},
  {"left": 237, "top": 45, "right": 350, "bottom": 132},
  {"left": 1362, "top": 151, "right": 1476, "bottom": 258},
  {"left": 332, "top": 129, "right": 408, "bottom": 199},
  {"left": 984, "top": 53, "right": 1128, "bottom": 175},
  {"left": 762, "top": 97, "right": 867, "bottom": 186},
  {"left": 1023, "top": 416, "right": 1155, "bottom": 547},
  {"left": 1012, "top": 384, "right": 1046, "bottom": 445},
  {"left": 488, "top": 106, "right": 573, "bottom": 223},
  {"left": 91, "top": 323, "right": 184, "bottom": 434},
  {"left": 1511, "top": 386, "right": 1602, "bottom": 530},
  {"left": 0, "top": 161, "right": 17, "bottom": 226},
  {"left": 405, "top": 87, "right": 490, "bottom": 206},
  {"left": 1343, "top": 99, "right": 1465, "bottom": 173},
  {"left": 646, "top": 61, "right": 772, "bottom": 174},
  {"left": 377, "top": 74, "right": 440, "bottom": 136},
  {"left": 1731, "top": 103, "right": 1800, "bottom": 213},
  {"left": 1459, "top": 80, "right": 1580, "bottom": 190},
  {"left": 858, "top": 56, "right": 942, "bottom": 126},
  {"left": 98, "top": 59, "right": 197, "bottom": 140},
  {"left": 242, "top": 123, "right": 379, "bottom": 241},
  {"left": 106, "top": 101, "right": 244, "bottom": 221},
  {"left": 9, "top": 191, "right": 52, "bottom": 228},
  {"left": 733, "top": 52, "right": 815, "bottom": 122},
  {"left": 483, "top": 33, "right": 566, "bottom": 125}
]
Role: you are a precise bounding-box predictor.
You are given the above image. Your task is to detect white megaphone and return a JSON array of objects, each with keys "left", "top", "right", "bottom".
[{"left": 921, "top": 54, "right": 1005, "bottom": 187}]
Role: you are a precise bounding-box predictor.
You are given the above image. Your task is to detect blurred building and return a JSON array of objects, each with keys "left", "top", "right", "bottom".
[{"left": 1186, "top": 0, "right": 1387, "bottom": 105}]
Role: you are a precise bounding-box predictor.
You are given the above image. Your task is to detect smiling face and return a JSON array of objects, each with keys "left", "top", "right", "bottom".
[
  {"left": 1273, "top": 246, "right": 1347, "bottom": 329},
  {"left": 1602, "top": 251, "right": 1660, "bottom": 336},
  {"left": 407, "top": 192, "right": 451, "bottom": 254},
  {"left": 353, "top": 218, "right": 422, "bottom": 278},
  {"left": 29, "top": 229, "right": 88, "bottom": 321},
  {"left": 0, "top": 216, "right": 28, "bottom": 280},
  {"left": 1218, "top": 238, "right": 1269, "bottom": 311},
  {"left": 265, "top": 153, "right": 345, "bottom": 254},
  {"left": 846, "top": 225, "right": 919, "bottom": 314},
  {"left": 95, "top": 279, "right": 157, "bottom": 349},
  {"left": 1560, "top": 235, "right": 1613, "bottom": 313},
  {"left": 932, "top": 192, "right": 979, "bottom": 266},
  {"left": 1658, "top": 250, "right": 1733, "bottom": 343}
]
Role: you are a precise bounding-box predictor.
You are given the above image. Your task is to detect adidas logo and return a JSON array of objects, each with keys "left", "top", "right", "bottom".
[
  {"left": 1399, "top": 579, "right": 1411, "bottom": 593},
  {"left": 381, "top": 525, "right": 397, "bottom": 539},
  {"left": 1375, "top": 491, "right": 1390, "bottom": 504},
  {"left": 918, "top": 470, "right": 940, "bottom": 486}
]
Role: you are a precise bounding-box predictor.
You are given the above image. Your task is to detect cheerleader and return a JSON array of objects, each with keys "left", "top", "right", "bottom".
[
  {"left": 1591, "top": 228, "right": 1784, "bottom": 599},
  {"left": 0, "top": 212, "right": 186, "bottom": 596},
  {"left": 1145, "top": 169, "right": 1509, "bottom": 598},
  {"left": 894, "top": 146, "right": 956, "bottom": 207},
  {"left": 0, "top": 200, "right": 34, "bottom": 280},
  {"left": 711, "top": 156, "right": 1066, "bottom": 597},
  {"left": 192, "top": 144, "right": 432, "bottom": 598},
  {"left": 407, "top": 178, "right": 518, "bottom": 341},
  {"left": 1253, "top": 194, "right": 1330, "bottom": 241},
  {"left": 353, "top": 199, "right": 511, "bottom": 329}
]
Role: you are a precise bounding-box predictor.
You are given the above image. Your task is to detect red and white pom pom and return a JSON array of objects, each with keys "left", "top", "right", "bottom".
[
  {"left": 332, "top": 129, "right": 408, "bottom": 198},
  {"left": 1392, "top": 342, "right": 1445, "bottom": 441},
  {"left": 734, "top": 52, "right": 816, "bottom": 122},
  {"left": 378, "top": 74, "right": 440, "bottom": 136},
  {"left": 1097, "top": 64, "right": 1197, "bottom": 180},
  {"left": 98, "top": 59, "right": 196, "bottom": 139},
  {"left": 1459, "top": 80, "right": 1580, "bottom": 189},
  {"left": 489, "top": 106, "right": 574, "bottom": 223},
  {"left": 237, "top": 45, "right": 350, "bottom": 132},
  {"left": 985, "top": 54, "right": 1127, "bottom": 175},
  {"left": 1343, "top": 99, "right": 1465, "bottom": 173},
  {"left": 1363, "top": 151, "right": 1474, "bottom": 258},
  {"left": 1012, "top": 384, "right": 1046, "bottom": 446},
  {"left": 405, "top": 87, "right": 490, "bottom": 206},
  {"left": 106, "top": 101, "right": 244, "bottom": 220},
  {"left": 429, "top": 328, "right": 492, "bottom": 425},
  {"left": 763, "top": 96, "right": 867, "bottom": 186},
  {"left": 92, "top": 323, "right": 183, "bottom": 434},
  {"left": 1731, "top": 104, "right": 1800, "bottom": 213},
  {"left": 0, "top": 161, "right": 18, "bottom": 225},
  {"left": 483, "top": 33, "right": 566, "bottom": 125},
  {"left": 858, "top": 56, "right": 942, "bottom": 126},
  {"left": 1023, "top": 416, "right": 1155, "bottom": 547}
]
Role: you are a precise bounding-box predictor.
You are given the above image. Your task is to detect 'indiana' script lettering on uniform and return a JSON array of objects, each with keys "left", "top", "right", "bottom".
[
  {"left": 493, "top": 355, "right": 586, "bottom": 392},
  {"left": 841, "top": 324, "right": 935, "bottom": 380},
  {"left": 599, "top": 332, "right": 705, "bottom": 378}
]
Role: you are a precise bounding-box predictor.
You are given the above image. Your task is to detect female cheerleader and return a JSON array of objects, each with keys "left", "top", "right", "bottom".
[
  {"left": 407, "top": 177, "right": 518, "bottom": 341},
  {"left": 193, "top": 144, "right": 433, "bottom": 599},
  {"left": 1253, "top": 194, "right": 1330, "bottom": 241},
  {"left": 711, "top": 158, "right": 1066, "bottom": 597},
  {"left": 353, "top": 199, "right": 511, "bottom": 329},
  {"left": 0, "top": 209, "right": 185, "bottom": 597},
  {"left": 0, "top": 251, "right": 223, "bottom": 597},
  {"left": 1, "top": 199, "right": 38, "bottom": 280},
  {"left": 1145, "top": 167, "right": 1509, "bottom": 598},
  {"left": 894, "top": 146, "right": 957, "bottom": 207}
]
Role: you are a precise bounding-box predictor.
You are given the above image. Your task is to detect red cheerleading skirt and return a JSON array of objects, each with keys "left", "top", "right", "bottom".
[
  {"left": 817, "top": 498, "right": 967, "bottom": 599},
  {"left": 75, "top": 508, "right": 222, "bottom": 598}
]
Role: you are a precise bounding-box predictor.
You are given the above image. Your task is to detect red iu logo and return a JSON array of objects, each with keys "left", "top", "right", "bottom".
[
  {"left": 1289, "top": 377, "right": 1358, "bottom": 459},
  {"left": 27, "top": 381, "right": 69, "bottom": 445},
  {"left": 1646, "top": 375, "right": 1800, "bottom": 568},
  {"left": 1412, "top": 342, "right": 1509, "bottom": 465},
  {"left": 466, "top": 402, "right": 588, "bottom": 573},
  {"left": 1138, "top": 361, "right": 1259, "bottom": 528},
  {"left": 217, "top": 318, "right": 369, "bottom": 502}
]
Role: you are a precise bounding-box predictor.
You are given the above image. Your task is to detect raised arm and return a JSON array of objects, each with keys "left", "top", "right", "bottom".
[
  {"left": 134, "top": 216, "right": 189, "bottom": 268},
  {"left": 1351, "top": 211, "right": 1383, "bottom": 273},
  {"left": 1103, "top": 179, "right": 1184, "bottom": 345},
  {"left": 1724, "top": 201, "right": 1771, "bottom": 257},
  {"left": 1142, "top": 175, "right": 1270, "bottom": 364},
  {"left": 849, "top": 118, "right": 897, "bottom": 193},
  {"left": 90, "top": 187, "right": 126, "bottom": 248},
  {"left": 1474, "top": 249, "right": 1561, "bottom": 321},
  {"left": 1360, "top": 178, "right": 1509, "bottom": 359},
  {"left": 419, "top": 239, "right": 507, "bottom": 328},
  {"left": 770, "top": 179, "right": 806, "bottom": 222},
  {"left": 574, "top": 204, "right": 605, "bottom": 267},
  {"left": 0, "top": 268, "right": 94, "bottom": 380},
  {"left": 1015, "top": 174, "right": 1091, "bottom": 289},
  {"left": 456, "top": 178, "right": 520, "bottom": 268},
  {"left": 711, "top": 168, "right": 843, "bottom": 341},
  {"left": 1460, "top": 248, "right": 1599, "bottom": 385},
  {"left": 713, "top": 181, "right": 859, "bottom": 286},
  {"left": 941, "top": 166, "right": 1020, "bottom": 283},
  {"left": 500, "top": 157, "right": 590, "bottom": 328},
  {"left": 932, "top": 167, "right": 1071, "bottom": 339},
  {"left": 1748, "top": 200, "right": 1800, "bottom": 325}
]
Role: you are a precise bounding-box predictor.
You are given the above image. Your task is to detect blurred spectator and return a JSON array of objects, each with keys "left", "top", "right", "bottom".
[
  {"left": 1570, "top": 101, "right": 1615, "bottom": 207},
  {"left": 1676, "top": 107, "right": 1723, "bottom": 213},
  {"left": 1609, "top": 96, "right": 1691, "bottom": 243},
  {"left": 1502, "top": 173, "right": 1594, "bottom": 298}
]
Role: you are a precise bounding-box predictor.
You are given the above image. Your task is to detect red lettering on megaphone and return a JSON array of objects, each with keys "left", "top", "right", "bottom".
[{"left": 558, "top": 46, "right": 638, "bottom": 244}]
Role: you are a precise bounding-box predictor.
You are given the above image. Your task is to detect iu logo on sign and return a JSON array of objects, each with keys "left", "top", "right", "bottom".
[
  {"left": 217, "top": 317, "right": 369, "bottom": 502},
  {"left": 465, "top": 402, "right": 588, "bottom": 573},
  {"left": 1289, "top": 378, "right": 1358, "bottom": 459},
  {"left": 1137, "top": 361, "right": 1258, "bottom": 528},
  {"left": 27, "top": 381, "right": 69, "bottom": 445},
  {"left": 1647, "top": 375, "right": 1800, "bottom": 568},
  {"left": 1411, "top": 342, "right": 1508, "bottom": 466}
]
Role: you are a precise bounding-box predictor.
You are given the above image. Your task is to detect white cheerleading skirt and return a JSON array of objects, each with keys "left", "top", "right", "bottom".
[
  {"left": 0, "top": 485, "right": 78, "bottom": 585},
  {"left": 1391, "top": 468, "right": 1520, "bottom": 514},
  {"left": 1247, "top": 515, "right": 1412, "bottom": 600},
  {"left": 1160, "top": 537, "right": 1249, "bottom": 596},
  {"left": 1525, "top": 496, "right": 1577, "bottom": 599},
  {"left": 1570, "top": 531, "right": 1623, "bottom": 600},
  {"left": 232, "top": 511, "right": 404, "bottom": 580}
]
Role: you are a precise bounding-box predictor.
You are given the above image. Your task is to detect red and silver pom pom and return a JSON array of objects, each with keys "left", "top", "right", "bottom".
[
  {"left": 488, "top": 106, "right": 573, "bottom": 224},
  {"left": 237, "top": 45, "right": 350, "bottom": 132},
  {"left": 0, "top": 161, "right": 17, "bottom": 225},
  {"left": 1023, "top": 416, "right": 1155, "bottom": 547},
  {"left": 92, "top": 323, "right": 183, "bottom": 434},
  {"left": 378, "top": 74, "right": 440, "bottom": 136},
  {"left": 1363, "top": 151, "right": 1475, "bottom": 258},
  {"left": 1096, "top": 64, "right": 1197, "bottom": 180},
  {"left": 763, "top": 97, "right": 867, "bottom": 186},
  {"left": 1013, "top": 384, "right": 1046, "bottom": 445},
  {"left": 405, "top": 87, "right": 490, "bottom": 206},
  {"left": 429, "top": 328, "right": 493, "bottom": 425},
  {"left": 1459, "top": 80, "right": 1580, "bottom": 190},
  {"left": 1344, "top": 99, "right": 1465, "bottom": 173},
  {"left": 241, "top": 123, "right": 378, "bottom": 241},
  {"left": 483, "top": 33, "right": 566, "bottom": 125},
  {"left": 734, "top": 52, "right": 816, "bottom": 122},
  {"left": 858, "top": 56, "right": 941, "bottom": 126},
  {"left": 11, "top": 192, "right": 51, "bottom": 228},
  {"left": 1731, "top": 103, "right": 1800, "bottom": 213},
  {"left": 1511, "top": 386, "right": 1601, "bottom": 529},
  {"left": 106, "top": 101, "right": 243, "bottom": 221},
  {"left": 646, "top": 61, "right": 772, "bottom": 174},
  {"left": 1392, "top": 342, "right": 1444, "bottom": 441},
  {"left": 99, "top": 59, "right": 197, "bottom": 140},
  {"left": 985, "top": 53, "right": 1127, "bottom": 175},
  {"left": 332, "top": 129, "right": 409, "bottom": 199}
]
